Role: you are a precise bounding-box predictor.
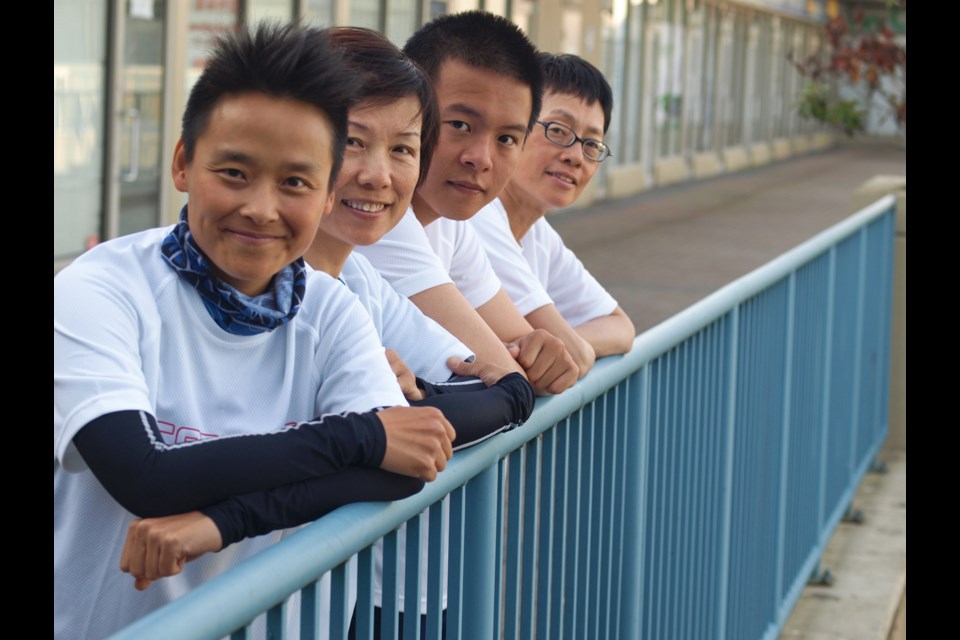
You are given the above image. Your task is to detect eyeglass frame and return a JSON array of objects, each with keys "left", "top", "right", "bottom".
[{"left": 536, "top": 120, "right": 612, "bottom": 162}]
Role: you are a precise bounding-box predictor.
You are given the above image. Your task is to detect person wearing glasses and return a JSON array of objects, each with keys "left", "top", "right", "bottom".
[{"left": 470, "top": 53, "right": 636, "bottom": 371}]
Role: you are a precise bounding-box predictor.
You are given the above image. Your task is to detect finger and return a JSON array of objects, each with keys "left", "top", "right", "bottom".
[
  {"left": 447, "top": 356, "right": 476, "bottom": 377},
  {"left": 125, "top": 522, "right": 149, "bottom": 579},
  {"left": 134, "top": 576, "right": 154, "bottom": 592},
  {"left": 506, "top": 343, "right": 521, "bottom": 359},
  {"left": 119, "top": 520, "right": 139, "bottom": 573},
  {"left": 158, "top": 534, "right": 186, "bottom": 580}
]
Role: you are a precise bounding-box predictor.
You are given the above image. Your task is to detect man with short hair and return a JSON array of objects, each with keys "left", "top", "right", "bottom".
[
  {"left": 356, "top": 11, "right": 582, "bottom": 396},
  {"left": 470, "top": 52, "right": 636, "bottom": 361}
]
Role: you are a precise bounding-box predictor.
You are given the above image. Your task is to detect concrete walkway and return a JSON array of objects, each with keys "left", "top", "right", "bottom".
[
  {"left": 552, "top": 141, "right": 906, "bottom": 333},
  {"left": 551, "top": 139, "right": 907, "bottom": 640}
]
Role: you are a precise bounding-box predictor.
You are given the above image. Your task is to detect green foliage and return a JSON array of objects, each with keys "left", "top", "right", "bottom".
[{"left": 795, "top": 83, "right": 866, "bottom": 136}]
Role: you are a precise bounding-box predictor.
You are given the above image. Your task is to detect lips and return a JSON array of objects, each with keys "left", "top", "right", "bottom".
[
  {"left": 546, "top": 171, "right": 577, "bottom": 186},
  {"left": 447, "top": 180, "right": 485, "bottom": 195},
  {"left": 342, "top": 199, "right": 388, "bottom": 213},
  {"left": 225, "top": 228, "right": 282, "bottom": 244}
]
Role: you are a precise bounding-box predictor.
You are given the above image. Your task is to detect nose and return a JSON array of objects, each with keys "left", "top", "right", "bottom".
[
  {"left": 460, "top": 138, "right": 493, "bottom": 172},
  {"left": 238, "top": 182, "right": 280, "bottom": 225},
  {"left": 356, "top": 151, "right": 391, "bottom": 189},
  {"left": 558, "top": 141, "right": 583, "bottom": 166}
]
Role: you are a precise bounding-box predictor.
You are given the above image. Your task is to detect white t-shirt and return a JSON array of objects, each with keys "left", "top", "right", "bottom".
[
  {"left": 337, "top": 252, "right": 471, "bottom": 382},
  {"left": 356, "top": 207, "right": 502, "bottom": 309},
  {"left": 471, "top": 198, "right": 619, "bottom": 328},
  {"left": 54, "top": 227, "right": 405, "bottom": 640},
  {"left": 469, "top": 199, "right": 553, "bottom": 316}
]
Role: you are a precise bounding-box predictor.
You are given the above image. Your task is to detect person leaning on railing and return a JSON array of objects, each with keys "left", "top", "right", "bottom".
[
  {"left": 53, "top": 23, "right": 459, "bottom": 640},
  {"left": 114, "top": 27, "right": 536, "bottom": 599},
  {"left": 469, "top": 52, "right": 635, "bottom": 361}
]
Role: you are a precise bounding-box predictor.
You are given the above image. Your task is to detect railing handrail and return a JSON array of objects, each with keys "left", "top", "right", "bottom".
[{"left": 110, "top": 195, "right": 896, "bottom": 640}]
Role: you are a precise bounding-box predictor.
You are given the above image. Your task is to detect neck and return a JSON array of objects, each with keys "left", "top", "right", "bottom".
[
  {"left": 500, "top": 183, "right": 545, "bottom": 243},
  {"left": 302, "top": 229, "right": 354, "bottom": 278},
  {"left": 411, "top": 192, "right": 440, "bottom": 227}
]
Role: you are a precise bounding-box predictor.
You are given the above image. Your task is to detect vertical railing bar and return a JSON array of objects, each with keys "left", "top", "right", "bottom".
[
  {"left": 330, "top": 561, "right": 349, "bottom": 640},
  {"left": 492, "top": 460, "right": 506, "bottom": 640},
  {"left": 775, "top": 272, "right": 796, "bottom": 622},
  {"left": 706, "top": 319, "right": 722, "bottom": 640},
  {"left": 691, "top": 327, "right": 706, "bottom": 640},
  {"left": 230, "top": 626, "right": 250, "bottom": 640},
  {"left": 575, "top": 402, "right": 596, "bottom": 640},
  {"left": 504, "top": 449, "right": 524, "bottom": 640},
  {"left": 381, "top": 530, "right": 400, "bottom": 640},
  {"left": 266, "top": 599, "right": 286, "bottom": 640},
  {"left": 599, "top": 387, "right": 617, "bottom": 639},
  {"left": 848, "top": 229, "right": 867, "bottom": 493},
  {"left": 624, "top": 368, "right": 650, "bottom": 640},
  {"left": 356, "top": 548, "right": 375, "bottom": 640},
  {"left": 536, "top": 430, "right": 557, "bottom": 640},
  {"left": 561, "top": 412, "right": 581, "bottom": 639},
  {"left": 461, "top": 466, "right": 498, "bottom": 640},
  {"left": 520, "top": 439, "right": 541, "bottom": 640},
  {"left": 403, "top": 512, "right": 423, "bottom": 640},
  {"left": 668, "top": 344, "right": 682, "bottom": 640},
  {"left": 590, "top": 395, "right": 607, "bottom": 640},
  {"left": 647, "top": 359, "right": 664, "bottom": 640},
  {"left": 650, "top": 354, "right": 668, "bottom": 640},
  {"left": 678, "top": 337, "right": 693, "bottom": 640},
  {"left": 425, "top": 501, "right": 445, "bottom": 640},
  {"left": 300, "top": 582, "right": 317, "bottom": 640},
  {"left": 447, "top": 487, "right": 466, "bottom": 640},
  {"left": 717, "top": 306, "right": 740, "bottom": 640},
  {"left": 818, "top": 247, "right": 836, "bottom": 537}
]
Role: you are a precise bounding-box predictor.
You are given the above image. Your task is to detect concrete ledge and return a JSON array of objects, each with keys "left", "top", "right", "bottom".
[
  {"left": 791, "top": 135, "right": 810, "bottom": 154},
  {"left": 749, "top": 142, "right": 772, "bottom": 165},
  {"left": 606, "top": 162, "right": 649, "bottom": 199},
  {"left": 772, "top": 137, "right": 793, "bottom": 160},
  {"left": 654, "top": 156, "right": 689, "bottom": 187},
  {"left": 722, "top": 145, "right": 750, "bottom": 173},
  {"left": 691, "top": 151, "right": 721, "bottom": 179},
  {"left": 780, "top": 452, "right": 906, "bottom": 640},
  {"left": 811, "top": 132, "right": 836, "bottom": 150}
]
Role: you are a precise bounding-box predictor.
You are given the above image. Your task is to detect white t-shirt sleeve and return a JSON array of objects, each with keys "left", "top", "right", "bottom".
[
  {"left": 470, "top": 199, "right": 554, "bottom": 316},
  {"left": 302, "top": 271, "right": 408, "bottom": 416},
  {"left": 354, "top": 207, "right": 453, "bottom": 298},
  {"left": 526, "top": 218, "right": 619, "bottom": 329},
  {"left": 425, "top": 218, "right": 502, "bottom": 309},
  {"left": 343, "top": 253, "right": 473, "bottom": 384}
]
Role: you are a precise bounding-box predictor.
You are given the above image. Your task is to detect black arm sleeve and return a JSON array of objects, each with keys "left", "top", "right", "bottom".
[
  {"left": 201, "top": 468, "right": 424, "bottom": 547},
  {"left": 72, "top": 409, "right": 388, "bottom": 518},
  {"left": 414, "top": 372, "right": 534, "bottom": 450},
  {"left": 184, "top": 372, "right": 533, "bottom": 547}
]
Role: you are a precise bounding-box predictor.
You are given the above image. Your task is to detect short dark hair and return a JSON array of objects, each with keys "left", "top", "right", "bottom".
[
  {"left": 181, "top": 22, "right": 361, "bottom": 188},
  {"left": 539, "top": 53, "right": 614, "bottom": 132},
  {"left": 329, "top": 27, "right": 440, "bottom": 188},
  {"left": 403, "top": 11, "right": 543, "bottom": 131}
]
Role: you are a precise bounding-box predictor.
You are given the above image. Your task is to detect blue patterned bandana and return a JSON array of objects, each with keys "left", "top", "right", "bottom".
[{"left": 161, "top": 206, "right": 306, "bottom": 336}]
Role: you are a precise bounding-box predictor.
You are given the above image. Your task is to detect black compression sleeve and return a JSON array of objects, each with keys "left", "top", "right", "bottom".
[
  {"left": 413, "top": 372, "right": 534, "bottom": 450},
  {"left": 198, "top": 373, "right": 533, "bottom": 546},
  {"left": 73, "top": 409, "right": 388, "bottom": 518},
  {"left": 201, "top": 468, "right": 425, "bottom": 547}
]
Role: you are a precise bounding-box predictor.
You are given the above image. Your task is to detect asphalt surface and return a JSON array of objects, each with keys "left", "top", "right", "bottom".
[{"left": 551, "top": 141, "right": 907, "bottom": 333}]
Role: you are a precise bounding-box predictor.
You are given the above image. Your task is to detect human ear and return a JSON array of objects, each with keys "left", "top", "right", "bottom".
[
  {"left": 321, "top": 188, "right": 335, "bottom": 217},
  {"left": 171, "top": 139, "right": 189, "bottom": 193}
]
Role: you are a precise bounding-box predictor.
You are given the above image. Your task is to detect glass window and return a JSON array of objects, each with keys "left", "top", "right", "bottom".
[{"left": 54, "top": 0, "right": 108, "bottom": 260}]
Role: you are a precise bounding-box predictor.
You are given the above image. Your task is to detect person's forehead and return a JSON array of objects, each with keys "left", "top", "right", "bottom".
[
  {"left": 435, "top": 59, "right": 532, "bottom": 119},
  {"left": 541, "top": 91, "right": 605, "bottom": 137}
]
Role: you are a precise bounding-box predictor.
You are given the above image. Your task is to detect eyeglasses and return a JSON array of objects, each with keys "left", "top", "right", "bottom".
[{"left": 537, "top": 120, "right": 612, "bottom": 162}]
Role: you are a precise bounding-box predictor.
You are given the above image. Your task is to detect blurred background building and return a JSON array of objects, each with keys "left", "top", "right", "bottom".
[{"left": 53, "top": 0, "right": 905, "bottom": 267}]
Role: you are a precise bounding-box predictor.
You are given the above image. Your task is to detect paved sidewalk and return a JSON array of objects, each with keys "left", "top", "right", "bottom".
[{"left": 552, "top": 141, "right": 906, "bottom": 332}]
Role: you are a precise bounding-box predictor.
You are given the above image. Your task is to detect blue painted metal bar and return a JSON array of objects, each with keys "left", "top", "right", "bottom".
[{"left": 108, "top": 197, "right": 896, "bottom": 640}]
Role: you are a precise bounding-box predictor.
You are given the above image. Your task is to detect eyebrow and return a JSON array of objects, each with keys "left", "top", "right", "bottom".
[
  {"left": 546, "top": 109, "right": 604, "bottom": 138},
  {"left": 445, "top": 102, "right": 528, "bottom": 135},
  {"left": 211, "top": 149, "right": 323, "bottom": 174},
  {"left": 349, "top": 120, "right": 421, "bottom": 139}
]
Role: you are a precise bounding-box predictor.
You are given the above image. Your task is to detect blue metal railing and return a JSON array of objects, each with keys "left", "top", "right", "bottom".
[{"left": 110, "top": 196, "right": 895, "bottom": 640}]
